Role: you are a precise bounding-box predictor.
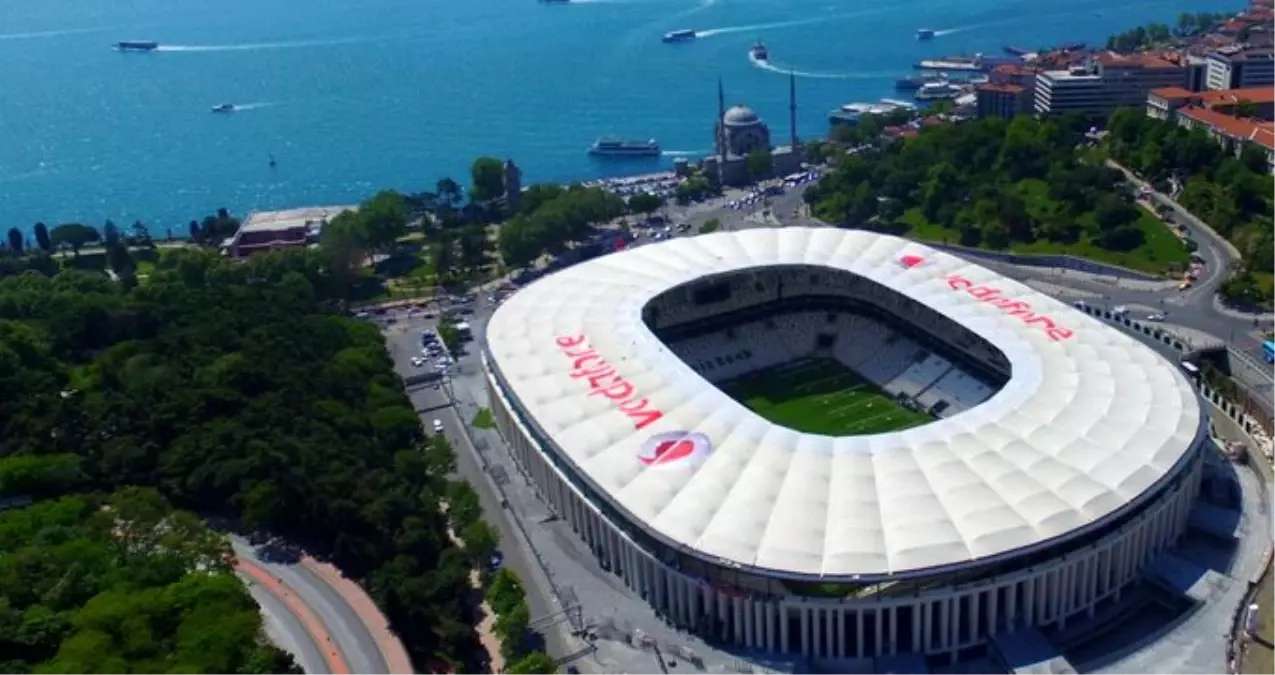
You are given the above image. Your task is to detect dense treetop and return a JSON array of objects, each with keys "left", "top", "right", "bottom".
[
  {"left": 1106, "top": 108, "right": 1274, "bottom": 307},
  {"left": 805, "top": 114, "right": 1190, "bottom": 274},
  {"left": 0, "top": 488, "right": 299, "bottom": 674},
  {"left": 0, "top": 249, "right": 485, "bottom": 670}
]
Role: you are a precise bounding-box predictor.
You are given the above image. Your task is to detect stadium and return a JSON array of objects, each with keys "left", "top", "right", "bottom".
[{"left": 481, "top": 228, "right": 1208, "bottom": 667}]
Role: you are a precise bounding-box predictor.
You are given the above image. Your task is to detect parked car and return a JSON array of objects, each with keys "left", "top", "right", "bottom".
[{"left": 432, "top": 419, "right": 444, "bottom": 433}]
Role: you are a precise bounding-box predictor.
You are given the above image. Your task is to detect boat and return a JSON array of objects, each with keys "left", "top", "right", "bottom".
[
  {"left": 914, "top": 57, "right": 983, "bottom": 72},
  {"left": 749, "top": 40, "right": 768, "bottom": 62},
  {"left": 914, "top": 81, "right": 967, "bottom": 100},
  {"left": 895, "top": 72, "right": 976, "bottom": 90},
  {"left": 1003, "top": 45, "right": 1031, "bottom": 56},
  {"left": 540, "top": 0, "right": 571, "bottom": 3},
  {"left": 115, "top": 40, "right": 159, "bottom": 51},
  {"left": 211, "top": 103, "right": 236, "bottom": 113},
  {"left": 662, "top": 29, "right": 697, "bottom": 43},
  {"left": 1056, "top": 41, "right": 1086, "bottom": 52},
  {"left": 588, "top": 137, "right": 661, "bottom": 158},
  {"left": 916, "top": 28, "right": 936, "bottom": 40},
  {"left": 828, "top": 99, "right": 915, "bottom": 125}
]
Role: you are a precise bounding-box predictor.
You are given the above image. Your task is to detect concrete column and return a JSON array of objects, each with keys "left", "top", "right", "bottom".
[
  {"left": 766, "top": 603, "right": 776, "bottom": 652},
  {"left": 912, "top": 603, "right": 923, "bottom": 653},
  {"left": 987, "top": 587, "right": 999, "bottom": 637},
  {"left": 920, "top": 602, "right": 931, "bottom": 653},
  {"left": 853, "top": 608, "right": 862, "bottom": 659},
  {"left": 939, "top": 598, "right": 950, "bottom": 650},
  {"left": 744, "top": 599, "right": 755, "bottom": 648},
  {"left": 801, "top": 606, "right": 810, "bottom": 655},
  {"left": 838, "top": 609, "right": 847, "bottom": 659},
  {"left": 875, "top": 607, "right": 883, "bottom": 657},
  {"left": 826, "top": 607, "right": 836, "bottom": 653},
  {"left": 775, "top": 604, "right": 785, "bottom": 653},
  {"left": 1006, "top": 580, "right": 1016, "bottom": 630},
  {"left": 733, "top": 597, "right": 744, "bottom": 645},
  {"left": 969, "top": 592, "right": 980, "bottom": 645}
]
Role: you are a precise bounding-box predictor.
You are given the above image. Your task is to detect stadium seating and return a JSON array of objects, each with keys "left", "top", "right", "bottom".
[
  {"left": 921, "top": 369, "right": 996, "bottom": 416},
  {"left": 854, "top": 337, "right": 923, "bottom": 387},
  {"left": 884, "top": 354, "right": 954, "bottom": 398}
]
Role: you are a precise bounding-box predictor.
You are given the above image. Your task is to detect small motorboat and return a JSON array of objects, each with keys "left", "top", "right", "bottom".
[
  {"left": 917, "top": 28, "right": 936, "bottom": 40},
  {"left": 211, "top": 103, "right": 236, "bottom": 113}
]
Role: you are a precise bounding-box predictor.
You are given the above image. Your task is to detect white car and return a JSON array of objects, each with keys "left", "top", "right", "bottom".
[
  {"left": 410, "top": 357, "right": 424, "bottom": 367},
  {"left": 1146, "top": 313, "right": 1166, "bottom": 322},
  {"left": 432, "top": 419, "right": 444, "bottom": 433}
]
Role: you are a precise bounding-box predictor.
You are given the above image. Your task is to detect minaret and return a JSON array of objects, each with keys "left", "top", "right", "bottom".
[
  {"left": 716, "top": 77, "right": 726, "bottom": 157},
  {"left": 788, "top": 69, "right": 799, "bottom": 149}
]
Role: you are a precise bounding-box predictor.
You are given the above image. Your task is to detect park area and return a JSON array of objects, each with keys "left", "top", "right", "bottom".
[{"left": 721, "top": 358, "right": 931, "bottom": 437}]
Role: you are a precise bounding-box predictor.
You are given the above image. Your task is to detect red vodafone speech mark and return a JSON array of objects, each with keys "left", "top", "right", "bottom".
[
  {"left": 642, "top": 439, "right": 696, "bottom": 466},
  {"left": 898, "top": 254, "right": 927, "bottom": 269},
  {"left": 638, "top": 431, "right": 712, "bottom": 469}
]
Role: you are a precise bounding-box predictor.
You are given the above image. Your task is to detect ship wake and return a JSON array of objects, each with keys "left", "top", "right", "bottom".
[
  {"left": 749, "top": 54, "right": 886, "bottom": 81},
  {"left": 158, "top": 36, "right": 371, "bottom": 52}
]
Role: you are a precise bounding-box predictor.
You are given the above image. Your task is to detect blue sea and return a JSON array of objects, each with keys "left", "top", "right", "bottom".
[{"left": 0, "top": 0, "right": 1241, "bottom": 235}]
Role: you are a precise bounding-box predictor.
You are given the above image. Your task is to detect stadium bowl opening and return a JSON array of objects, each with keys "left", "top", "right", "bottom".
[{"left": 481, "top": 228, "right": 1207, "bottom": 663}]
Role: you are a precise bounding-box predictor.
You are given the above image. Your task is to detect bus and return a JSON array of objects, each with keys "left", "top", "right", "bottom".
[{"left": 1263, "top": 340, "right": 1274, "bottom": 364}]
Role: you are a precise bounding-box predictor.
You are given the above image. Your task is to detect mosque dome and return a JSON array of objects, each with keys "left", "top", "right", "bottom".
[{"left": 723, "top": 105, "right": 761, "bottom": 126}]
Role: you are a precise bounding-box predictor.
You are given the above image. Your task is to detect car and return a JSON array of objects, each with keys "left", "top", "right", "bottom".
[
  {"left": 1178, "top": 280, "right": 1192, "bottom": 291},
  {"left": 432, "top": 419, "right": 444, "bottom": 433},
  {"left": 410, "top": 357, "right": 424, "bottom": 367},
  {"left": 489, "top": 552, "right": 504, "bottom": 571},
  {"left": 1146, "top": 313, "right": 1166, "bottom": 322}
]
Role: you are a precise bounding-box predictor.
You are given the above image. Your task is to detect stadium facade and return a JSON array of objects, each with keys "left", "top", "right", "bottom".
[{"left": 481, "top": 229, "right": 1207, "bottom": 665}]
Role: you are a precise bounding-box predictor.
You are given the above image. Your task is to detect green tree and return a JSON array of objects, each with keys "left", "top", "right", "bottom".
[
  {"left": 49, "top": 223, "right": 100, "bottom": 256},
  {"left": 6, "top": 227, "right": 23, "bottom": 254},
  {"left": 746, "top": 149, "right": 773, "bottom": 179},
  {"left": 33, "top": 222, "right": 51, "bottom": 252},
  {"left": 494, "top": 600, "right": 530, "bottom": 659},
  {"left": 627, "top": 192, "right": 664, "bottom": 217},
  {"left": 486, "top": 568, "right": 525, "bottom": 617},
  {"left": 470, "top": 157, "right": 506, "bottom": 203},
  {"left": 461, "top": 519, "right": 499, "bottom": 570},
  {"left": 699, "top": 218, "right": 721, "bottom": 234},
  {"left": 508, "top": 651, "right": 557, "bottom": 674},
  {"left": 1231, "top": 99, "right": 1260, "bottom": 120},
  {"left": 359, "top": 190, "right": 409, "bottom": 250}
]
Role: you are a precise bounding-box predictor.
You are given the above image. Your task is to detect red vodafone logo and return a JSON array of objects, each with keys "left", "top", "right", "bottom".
[
  {"left": 638, "top": 431, "right": 712, "bottom": 469},
  {"left": 897, "top": 254, "right": 929, "bottom": 270}
]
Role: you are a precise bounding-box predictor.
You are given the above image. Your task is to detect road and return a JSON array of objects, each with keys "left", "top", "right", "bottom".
[
  {"left": 233, "top": 536, "right": 393, "bottom": 674},
  {"left": 384, "top": 318, "right": 584, "bottom": 671}
]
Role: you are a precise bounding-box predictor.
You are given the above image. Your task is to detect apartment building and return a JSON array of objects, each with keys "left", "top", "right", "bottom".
[
  {"left": 975, "top": 83, "right": 1032, "bottom": 118},
  {"left": 1147, "top": 86, "right": 1275, "bottom": 120},
  {"left": 1034, "top": 52, "right": 1186, "bottom": 117},
  {"left": 1205, "top": 45, "right": 1275, "bottom": 90}
]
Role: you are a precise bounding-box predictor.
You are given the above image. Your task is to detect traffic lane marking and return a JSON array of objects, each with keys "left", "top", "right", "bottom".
[{"left": 235, "top": 557, "right": 353, "bottom": 675}]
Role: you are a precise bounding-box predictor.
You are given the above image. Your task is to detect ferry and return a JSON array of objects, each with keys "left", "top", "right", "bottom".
[
  {"left": 662, "top": 29, "right": 697, "bottom": 43},
  {"left": 588, "top": 137, "right": 661, "bottom": 158},
  {"left": 914, "top": 81, "right": 966, "bottom": 100},
  {"left": 914, "top": 57, "right": 983, "bottom": 72},
  {"left": 828, "top": 99, "right": 914, "bottom": 125},
  {"left": 895, "top": 72, "right": 976, "bottom": 90},
  {"left": 211, "top": 103, "right": 236, "bottom": 113},
  {"left": 916, "top": 28, "right": 936, "bottom": 40},
  {"left": 749, "top": 40, "right": 768, "bottom": 62},
  {"left": 115, "top": 40, "right": 159, "bottom": 51}
]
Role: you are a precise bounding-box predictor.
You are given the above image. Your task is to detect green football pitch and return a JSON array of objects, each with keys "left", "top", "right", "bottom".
[{"left": 720, "top": 358, "right": 933, "bottom": 437}]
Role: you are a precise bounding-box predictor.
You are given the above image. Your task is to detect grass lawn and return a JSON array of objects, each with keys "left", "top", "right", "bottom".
[
  {"left": 900, "top": 192, "right": 1188, "bottom": 277},
  {"left": 720, "top": 358, "right": 931, "bottom": 437},
  {"left": 471, "top": 408, "right": 495, "bottom": 430}
]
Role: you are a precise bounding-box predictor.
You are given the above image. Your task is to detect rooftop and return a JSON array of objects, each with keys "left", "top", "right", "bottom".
[
  {"left": 1209, "top": 44, "right": 1275, "bottom": 60},
  {"left": 1178, "top": 105, "right": 1275, "bottom": 150},
  {"left": 1095, "top": 51, "right": 1182, "bottom": 69},
  {"left": 240, "top": 205, "right": 355, "bottom": 233},
  {"left": 1150, "top": 86, "right": 1275, "bottom": 106},
  {"left": 977, "top": 83, "right": 1027, "bottom": 94},
  {"left": 485, "top": 228, "right": 1204, "bottom": 579}
]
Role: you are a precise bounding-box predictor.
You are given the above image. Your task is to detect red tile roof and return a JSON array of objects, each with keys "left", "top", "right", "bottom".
[
  {"left": 1095, "top": 51, "right": 1181, "bottom": 69},
  {"left": 1151, "top": 86, "right": 1275, "bottom": 106},
  {"left": 1179, "top": 106, "right": 1275, "bottom": 150},
  {"left": 977, "top": 83, "right": 1026, "bottom": 94}
]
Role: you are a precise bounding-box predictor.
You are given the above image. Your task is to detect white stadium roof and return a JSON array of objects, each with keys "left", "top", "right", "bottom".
[{"left": 485, "top": 228, "right": 1203, "bottom": 579}]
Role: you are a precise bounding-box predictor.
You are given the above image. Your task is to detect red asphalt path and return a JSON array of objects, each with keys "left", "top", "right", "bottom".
[
  {"left": 235, "top": 557, "right": 353, "bottom": 674},
  {"left": 301, "top": 556, "right": 416, "bottom": 674}
]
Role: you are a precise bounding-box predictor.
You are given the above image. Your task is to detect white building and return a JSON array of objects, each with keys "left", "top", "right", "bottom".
[{"left": 482, "top": 228, "right": 1208, "bottom": 666}]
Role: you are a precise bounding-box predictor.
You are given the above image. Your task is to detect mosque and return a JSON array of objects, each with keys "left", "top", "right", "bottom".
[{"left": 701, "top": 73, "right": 805, "bottom": 186}]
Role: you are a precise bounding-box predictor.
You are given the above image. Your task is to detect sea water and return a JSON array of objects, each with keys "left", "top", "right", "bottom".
[{"left": 0, "top": 0, "right": 1241, "bottom": 234}]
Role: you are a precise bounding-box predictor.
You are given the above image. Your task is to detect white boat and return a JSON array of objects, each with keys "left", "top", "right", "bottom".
[
  {"left": 211, "top": 103, "right": 236, "bottom": 113},
  {"left": 749, "top": 40, "right": 768, "bottom": 61},
  {"left": 663, "top": 29, "right": 697, "bottom": 43},
  {"left": 914, "top": 82, "right": 966, "bottom": 100}
]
